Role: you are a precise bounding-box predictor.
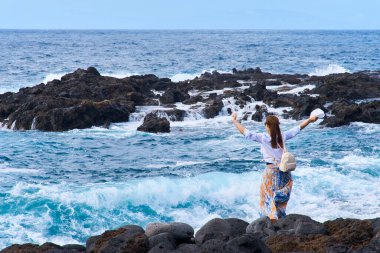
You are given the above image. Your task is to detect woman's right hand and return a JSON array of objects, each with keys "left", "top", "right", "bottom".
[
  {"left": 309, "top": 116, "right": 318, "bottom": 122},
  {"left": 231, "top": 112, "right": 237, "bottom": 122}
]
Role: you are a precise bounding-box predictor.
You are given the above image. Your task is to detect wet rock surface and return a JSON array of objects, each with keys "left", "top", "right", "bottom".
[
  {"left": 0, "top": 242, "right": 86, "bottom": 253},
  {"left": 0, "top": 67, "right": 379, "bottom": 131},
  {"left": 137, "top": 113, "right": 170, "bottom": 133},
  {"left": 3, "top": 215, "right": 379, "bottom": 253}
]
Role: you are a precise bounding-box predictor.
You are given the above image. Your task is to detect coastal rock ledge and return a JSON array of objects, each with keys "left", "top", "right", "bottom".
[
  {"left": 1, "top": 214, "right": 379, "bottom": 253},
  {"left": 0, "top": 67, "right": 379, "bottom": 132}
]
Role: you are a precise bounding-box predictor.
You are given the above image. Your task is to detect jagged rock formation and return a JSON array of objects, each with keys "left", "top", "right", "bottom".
[{"left": 0, "top": 67, "right": 379, "bottom": 132}]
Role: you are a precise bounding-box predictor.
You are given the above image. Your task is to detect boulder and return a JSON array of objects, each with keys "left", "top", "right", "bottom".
[
  {"left": 195, "top": 218, "right": 247, "bottom": 245},
  {"left": 149, "top": 232, "right": 176, "bottom": 249},
  {"left": 176, "top": 243, "right": 200, "bottom": 253},
  {"left": 118, "top": 224, "right": 145, "bottom": 234},
  {"left": 242, "top": 112, "right": 251, "bottom": 121},
  {"left": 169, "top": 222, "right": 195, "bottom": 244},
  {"left": 224, "top": 218, "right": 249, "bottom": 239},
  {"left": 199, "top": 239, "right": 239, "bottom": 253},
  {"left": 277, "top": 214, "right": 325, "bottom": 235},
  {"left": 62, "top": 244, "right": 86, "bottom": 252},
  {"left": 159, "top": 89, "right": 190, "bottom": 104},
  {"left": 0, "top": 242, "right": 86, "bottom": 253},
  {"left": 264, "top": 217, "right": 376, "bottom": 253},
  {"left": 246, "top": 217, "right": 275, "bottom": 238},
  {"left": 195, "top": 218, "right": 231, "bottom": 244},
  {"left": 227, "top": 234, "right": 271, "bottom": 253},
  {"left": 0, "top": 243, "right": 61, "bottom": 253},
  {"left": 137, "top": 113, "right": 170, "bottom": 133},
  {"left": 148, "top": 239, "right": 175, "bottom": 253},
  {"left": 251, "top": 105, "right": 268, "bottom": 122},
  {"left": 146, "top": 223, "right": 171, "bottom": 238},
  {"left": 203, "top": 100, "right": 224, "bottom": 119},
  {"left": 294, "top": 220, "right": 326, "bottom": 235},
  {"left": 86, "top": 225, "right": 148, "bottom": 253},
  {"left": 244, "top": 83, "right": 273, "bottom": 101},
  {"left": 145, "top": 222, "right": 194, "bottom": 245}
]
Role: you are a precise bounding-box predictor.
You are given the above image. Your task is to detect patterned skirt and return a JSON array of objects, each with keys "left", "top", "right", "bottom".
[{"left": 259, "top": 166, "right": 293, "bottom": 220}]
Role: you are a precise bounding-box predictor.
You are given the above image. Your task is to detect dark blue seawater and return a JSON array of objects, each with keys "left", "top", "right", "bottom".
[
  {"left": 0, "top": 30, "right": 379, "bottom": 248},
  {"left": 1, "top": 30, "right": 379, "bottom": 92}
]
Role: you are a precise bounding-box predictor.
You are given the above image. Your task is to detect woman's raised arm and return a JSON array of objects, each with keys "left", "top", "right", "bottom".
[
  {"left": 300, "top": 116, "right": 318, "bottom": 130},
  {"left": 231, "top": 112, "right": 246, "bottom": 135}
]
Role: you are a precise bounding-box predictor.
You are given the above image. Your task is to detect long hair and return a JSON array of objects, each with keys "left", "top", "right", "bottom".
[{"left": 265, "top": 115, "right": 283, "bottom": 149}]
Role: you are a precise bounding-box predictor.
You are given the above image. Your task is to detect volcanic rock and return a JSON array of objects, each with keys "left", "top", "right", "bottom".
[
  {"left": 159, "top": 88, "right": 190, "bottom": 104},
  {"left": 203, "top": 100, "right": 224, "bottom": 119},
  {"left": 251, "top": 105, "right": 268, "bottom": 122},
  {"left": 86, "top": 225, "right": 148, "bottom": 253},
  {"left": 137, "top": 113, "right": 170, "bottom": 133}
]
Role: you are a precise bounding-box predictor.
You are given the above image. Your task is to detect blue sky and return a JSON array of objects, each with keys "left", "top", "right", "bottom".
[{"left": 1, "top": 0, "right": 379, "bottom": 29}]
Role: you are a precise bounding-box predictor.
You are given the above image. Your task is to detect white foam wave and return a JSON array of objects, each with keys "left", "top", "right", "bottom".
[
  {"left": 66, "top": 124, "right": 140, "bottom": 138},
  {"left": 266, "top": 83, "right": 296, "bottom": 91},
  {"left": 354, "top": 98, "right": 380, "bottom": 104},
  {"left": 0, "top": 168, "right": 40, "bottom": 174},
  {"left": 336, "top": 153, "right": 380, "bottom": 169},
  {"left": 42, "top": 73, "right": 66, "bottom": 84},
  {"left": 9, "top": 171, "right": 263, "bottom": 225},
  {"left": 278, "top": 84, "right": 316, "bottom": 95},
  {"left": 8, "top": 167, "right": 380, "bottom": 229},
  {"left": 146, "top": 160, "right": 208, "bottom": 169},
  {"left": 0, "top": 212, "right": 81, "bottom": 249},
  {"left": 170, "top": 73, "right": 201, "bottom": 82},
  {"left": 309, "top": 64, "right": 349, "bottom": 76},
  {"left": 102, "top": 72, "right": 140, "bottom": 79},
  {"left": 350, "top": 122, "right": 380, "bottom": 134}
]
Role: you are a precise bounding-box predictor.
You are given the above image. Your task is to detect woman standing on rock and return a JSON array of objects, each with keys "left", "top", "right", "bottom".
[{"left": 231, "top": 113, "right": 317, "bottom": 220}]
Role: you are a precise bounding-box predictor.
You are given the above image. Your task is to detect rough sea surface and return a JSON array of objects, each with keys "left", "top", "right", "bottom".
[{"left": 0, "top": 30, "right": 379, "bottom": 248}]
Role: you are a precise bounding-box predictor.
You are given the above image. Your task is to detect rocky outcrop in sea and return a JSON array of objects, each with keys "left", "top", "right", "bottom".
[
  {"left": 1, "top": 214, "right": 379, "bottom": 253},
  {"left": 0, "top": 67, "right": 379, "bottom": 132}
]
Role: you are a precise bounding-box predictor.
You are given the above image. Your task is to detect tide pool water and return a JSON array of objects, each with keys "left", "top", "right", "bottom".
[{"left": 0, "top": 30, "right": 379, "bottom": 248}]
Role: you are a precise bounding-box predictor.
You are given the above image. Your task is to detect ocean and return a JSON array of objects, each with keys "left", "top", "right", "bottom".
[{"left": 0, "top": 30, "right": 379, "bottom": 248}]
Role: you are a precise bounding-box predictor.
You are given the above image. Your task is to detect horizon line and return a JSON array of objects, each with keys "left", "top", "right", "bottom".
[{"left": 0, "top": 28, "right": 380, "bottom": 32}]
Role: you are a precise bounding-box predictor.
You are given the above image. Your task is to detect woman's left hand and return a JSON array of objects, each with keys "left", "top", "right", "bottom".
[{"left": 231, "top": 112, "right": 237, "bottom": 122}]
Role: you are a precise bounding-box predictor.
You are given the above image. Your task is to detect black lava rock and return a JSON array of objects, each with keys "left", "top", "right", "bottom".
[{"left": 137, "top": 113, "right": 170, "bottom": 133}]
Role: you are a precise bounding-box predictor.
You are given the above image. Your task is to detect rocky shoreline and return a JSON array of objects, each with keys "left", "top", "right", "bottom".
[
  {"left": 0, "top": 67, "right": 379, "bottom": 132},
  {"left": 1, "top": 214, "right": 379, "bottom": 253}
]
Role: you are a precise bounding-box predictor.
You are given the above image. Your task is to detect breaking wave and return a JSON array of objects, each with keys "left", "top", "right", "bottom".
[{"left": 309, "top": 64, "right": 350, "bottom": 76}]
